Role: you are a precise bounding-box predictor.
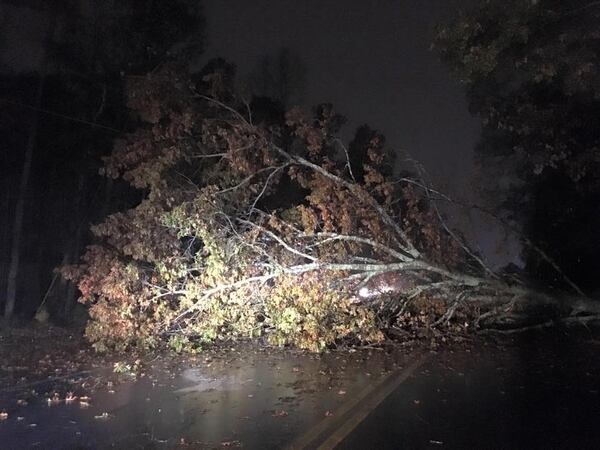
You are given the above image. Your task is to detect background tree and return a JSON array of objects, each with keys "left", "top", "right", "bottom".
[
  {"left": 2, "top": 9, "right": 55, "bottom": 319},
  {"left": 435, "top": 0, "right": 600, "bottom": 293},
  {"left": 0, "top": 0, "right": 205, "bottom": 320},
  {"left": 247, "top": 47, "right": 307, "bottom": 110}
]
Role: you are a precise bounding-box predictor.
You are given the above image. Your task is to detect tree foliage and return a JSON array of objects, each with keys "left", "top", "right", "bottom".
[
  {"left": 62, "top": 62, "right": 502, "bottom": 352},
  {"left": 435, "top": 0, "right": 600, "bottom": 290}
]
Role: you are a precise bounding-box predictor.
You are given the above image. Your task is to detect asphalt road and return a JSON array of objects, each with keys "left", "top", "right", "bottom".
[
  {"left": 1, "top": 329, "right": 599, "bottom": 449},
  {"left": 333, "top": 330, "right": 600, "bottom": 450}
]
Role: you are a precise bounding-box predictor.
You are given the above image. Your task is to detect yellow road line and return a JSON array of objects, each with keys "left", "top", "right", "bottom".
[{"left": 287, "top": 351, "right": 430, "bottom": 450}]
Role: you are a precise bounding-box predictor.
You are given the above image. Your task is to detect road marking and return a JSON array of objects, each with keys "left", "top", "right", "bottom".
[{"left": 287, "top": 350, "right": 430, "bottom": 450}]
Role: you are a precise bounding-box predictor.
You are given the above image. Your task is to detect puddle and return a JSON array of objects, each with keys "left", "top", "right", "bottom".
[{"left": 176, "top": 368, "right": 255, "bottom": 393}]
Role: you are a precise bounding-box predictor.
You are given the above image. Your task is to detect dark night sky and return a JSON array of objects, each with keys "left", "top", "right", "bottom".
[
  {"left": 0, "top": 0, "right": 520, "bottom": 266},
  {"left": 202, "top": 0, "right": 479, "bottom": 194},
  {"left": 200, "top": 0, "right": 519, "bottom": 265}
]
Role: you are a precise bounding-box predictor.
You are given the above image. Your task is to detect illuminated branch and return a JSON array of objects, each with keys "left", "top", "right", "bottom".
[
  {"left": 401, "top": 175, "right": 587, "bottom": 297},
  {"left": 307, "top": 232, "right": 412, "bottom": 262},
  {"left": 171, "top": 273, "right": 277, "bottom": 324},
  {"left": 404, "top": 167, "right": 499, "bottom": 280},
  {"left": 237, "top": 218, "right": 318, "bottom": 262},
  {"left": 274, "top": 147, "right": 421, "bottom": 259},
  {"left": 333, "top": 137, "right": 357, "bottom": 182},
  {"left": 247, "top": 164, "right": 288, "bottom": 214},
  {"left": 216, "top": 164, "right": 288, "bottom": 195}
]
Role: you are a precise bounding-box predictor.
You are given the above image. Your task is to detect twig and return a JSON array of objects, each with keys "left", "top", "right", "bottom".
[
  {"left": 333, "top": 138, "right": 356, "bottom": 182},
  {"left": 273, "top": 146, "right": 420, "bottom": 258},
  {"left": 307, "top": 232, "right": 411, "bottom": 262},
  {"left": 479, "top": 315, "right": 600, "bottom": 334},
  {"left": 237, "top": 218, "right": 317, "bottom": 262}
]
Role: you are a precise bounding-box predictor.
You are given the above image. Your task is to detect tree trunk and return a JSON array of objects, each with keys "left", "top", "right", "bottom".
[
  {"left": 4, "top": 15, "right": 54, "bottom": 319},
  {"left": 1, "top": 176, "right": 9, "bottom": 300},
  {"left": 63, "top": 176, "right": 86, "bottom": 320},
  {"left": 4, "top": 104, "right": 38, "bottom": 318}
]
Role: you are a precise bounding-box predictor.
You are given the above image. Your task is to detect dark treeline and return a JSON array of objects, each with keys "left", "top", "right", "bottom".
[
  {"left": 1, "top": 0, "right": 205, "bottom": 320},
  {"left": 0, "top": 72, "right": 133, "bottom": 320},
  {"left": 436, "top": 0, "right": 600, "bottom": 294}
]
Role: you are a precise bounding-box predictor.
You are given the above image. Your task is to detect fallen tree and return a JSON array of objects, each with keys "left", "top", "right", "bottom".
[{"left": 62, "top": 64, "right": 599, "bottom": 352}]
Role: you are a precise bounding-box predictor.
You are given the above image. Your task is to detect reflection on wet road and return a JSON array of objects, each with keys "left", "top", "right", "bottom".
[
  {"left": 0, "top": 344, "right": 413, "bottom": 449},
  {"left": 1, "top": 330, "right": 599, "bottom": 449}
]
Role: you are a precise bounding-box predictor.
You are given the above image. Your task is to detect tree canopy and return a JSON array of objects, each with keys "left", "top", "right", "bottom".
[
  {"left": 61, "top": 62, "right": 500, "bottom": 352},
  {"left": 435, "top": 0, "right": 600, "bottom": 291},
  {"left": 60, "top": 59, "right": 600, "bottom": 353}
]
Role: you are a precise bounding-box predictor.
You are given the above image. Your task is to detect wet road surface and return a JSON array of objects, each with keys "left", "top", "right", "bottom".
[
  {"left": 0, "top": 343, "right": 413, "bottom": 449},
  {"left": 1, "top": 330, "right": 599, "bottom": 449},
  {"left": 336, "top": 330, "right": 600, "bottom": 450}
]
